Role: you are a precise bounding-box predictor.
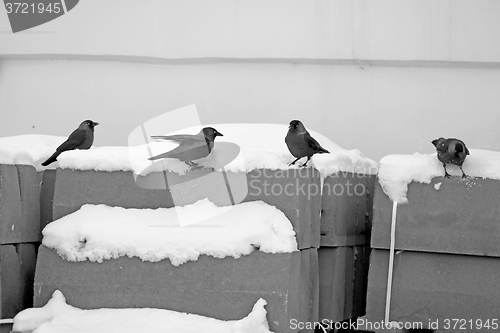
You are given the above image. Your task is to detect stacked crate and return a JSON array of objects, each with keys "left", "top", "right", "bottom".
[
  {"left": 317, "top": 172, "right": 376, "bottom": 324},
  {"left": 35, "top": 167, "right": 322, "bottom": 333},
  {"left": 0, "top": 159, "right": 380, "bottom": 332},
  {"left": 0, "top": 165, "right": 41, "bottom": 318},
  {"left": 366, "top": 177, "right": 500, "bottom": 333}
]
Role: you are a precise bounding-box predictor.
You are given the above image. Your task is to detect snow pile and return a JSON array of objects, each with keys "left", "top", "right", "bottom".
[
  {"left": 188, "top": 124, "right": 379, "bottom": 178},
  {"left": 13, "top": 290, "right": 274, "bottom": 333},
  {"left": 0, "top": 134, "right": 67, "bottom": 171},
  {"left": 42, "top": 199, "right": 297, "bottom": 266},
  {"left": 378, "top": 149, "right": 500, "bottom": 202},
  {"left": 68, "top": 123, "right": 378, "bottom": 178},
  {"left": 0, "top": 123, "right": 377, "bottom": 178}
]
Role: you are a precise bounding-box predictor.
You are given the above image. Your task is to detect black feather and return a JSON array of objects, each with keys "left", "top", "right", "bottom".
[
  {"left": 431, "top": 137, "right": 469, "bottom": 178},
  {"left": 41, "top": 120, "right": 98, "bottom": 166},
  {"left": 149, "top": 127, "right": 223, "bottom": 169},
  {"left": 285, "top": 120, "right": 329, "bottom": 167}
]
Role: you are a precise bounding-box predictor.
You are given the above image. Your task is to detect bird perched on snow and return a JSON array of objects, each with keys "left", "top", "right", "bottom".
[
  {"left": 149, "top": 127, "right": 223, "bottom": 168},
  {"left": 431, "top": 137, "right": 470, "bottom": 178},
  {"left": 285, "top": 120, "right": 330, "bottom": 167},
  {"left": 41, "top": 120, "right": 99, "bottom": 166}
]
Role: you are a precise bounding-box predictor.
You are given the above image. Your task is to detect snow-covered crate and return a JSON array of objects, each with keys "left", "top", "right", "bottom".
[
  {"left": 318, "top": 246, "right": 369, "bottom": 323},
  {"left": 365, "top": 249, "right": 500, "bottom": 332},
  {"left": 35, "top": 246, "right": 318, "bottom": 333},
  {"left": 320, "top": 173, "right": 375, "bottom": 247},
  {"left": 372, "top": 178, "right": 500, "bottom": 255},
  {"left": 13, "top": 290, "right": 276, "bottom": 333},
  {"left": 0, "top": 164, "right": 43, "bottom": 243},
  {"left": 365, "top": 151, "right": 500, "bottom": 331},
  {"left": 373, "top": 150, "right": 500, "bottom": 256},
  {"left": 44, "top": 167, "right": 322, "bottom": 250},
  {"left": 34, "top": 202, "right": 318, "bottom": 333},
  {"left": 0, "top": 134, "right": 66, "bottom": 243}
]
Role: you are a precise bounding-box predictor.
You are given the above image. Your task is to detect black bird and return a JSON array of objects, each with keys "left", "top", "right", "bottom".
[
  {"left": 149, "top": 127, "right": 223, "bottom": 168},
  {"left": 285, "top": 120, "right": 330, "bottom": 167},
  {"left": 432, "top": 137, "right": 470, "bottom": 178},
  {"left": 41, "top": 120, "right": 99, "bottom": 166}
]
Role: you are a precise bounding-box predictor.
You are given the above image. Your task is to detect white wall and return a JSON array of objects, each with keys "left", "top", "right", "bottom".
[
  {"left": 2, "top": 0, "right": 500, "bottom": 63},
  {"left": 1, "top": 0, "right": 499, "bottom": 160}
]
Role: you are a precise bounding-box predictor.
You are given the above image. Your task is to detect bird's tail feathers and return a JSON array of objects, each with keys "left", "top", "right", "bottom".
[
  {"left": 318, "top": 147, "right": 330, "bottom": 154},
  {"left": 41, "top": 151, "right": 61, "bottom": 166},
  {"left": 150, "top": 135, "right": 177, "bottom": 142},
  {"left": 148, "top": 155, "right": 160, "bottom": 161},
  {"left": 148, "top": 152, "right": 172, "bottom": 161}
]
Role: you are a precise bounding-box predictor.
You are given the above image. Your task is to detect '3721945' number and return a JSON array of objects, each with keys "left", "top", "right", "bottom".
[
  {"left": 443, "top": 319, "right": 498, "bottom": 330},
  {"left": 5, "top": 2, "right": 62, "bottom": 14}
]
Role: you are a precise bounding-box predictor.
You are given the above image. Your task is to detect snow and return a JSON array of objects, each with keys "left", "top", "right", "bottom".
[
  {"left": 0, "top": 124, "right": 377, "bottom": 178},
  {"left": 0, "top": 134, "right": 67, "bottom": 171},
  {"left": 13, "top": 290, "right": 274, "bottom": 333},
  {"left": 378, "top": 149, "right": 500, "bottom": 202},
  {"left": 42, "top": 199, "right": 297, "bottom": 265}
]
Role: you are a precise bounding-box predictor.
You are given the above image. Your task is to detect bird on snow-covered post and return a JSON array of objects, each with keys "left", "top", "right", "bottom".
[
  {"left": 41, "top": 119, "right": 99, "bottom": 166},
  {"left": 285, "top": 120, "right": 329, "bottom": 168},
  {"left": 431, "top": 137, "right": 470, "bottom": 178},
  {"left": 149, "top": 127, "right": 223, "bottom": 169}
]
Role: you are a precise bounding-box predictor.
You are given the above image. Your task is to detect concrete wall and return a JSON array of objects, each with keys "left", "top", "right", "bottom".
[
  {"left": 1, "top": 0, "right": 500, "bottom": 160},
  {"left": 2, "top": 0, "right": 500, "bottom": 62}
]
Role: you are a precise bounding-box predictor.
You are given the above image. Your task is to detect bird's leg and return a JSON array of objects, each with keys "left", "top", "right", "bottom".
[
  {"left": 288, "top": 157, "right": 301, "bottom": 166},
  {"left": 443, "top": 163, "right": 451, "bottom": 178},
  {"left": 187, "top": 161, "right": 204, "bottom": 170},
  {"left": 459, "top": 166, "right": 468, "bottom": 178},
  {"left": 299, "top": 156, "right": 311, "bottom": 168}
]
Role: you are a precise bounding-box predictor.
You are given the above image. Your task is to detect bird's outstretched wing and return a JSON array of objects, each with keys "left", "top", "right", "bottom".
[
  {"left": 304, "top": 132, "right": 330, "bottom": 154},
  {"left": 57, "top": 129, "right": 87, "bottom": 152},
  {"left": 149, "top": 140, "right": 209, "bottom": 161},
  {"left": 150, "top": 134, "right": 204, "bottom": 145}
]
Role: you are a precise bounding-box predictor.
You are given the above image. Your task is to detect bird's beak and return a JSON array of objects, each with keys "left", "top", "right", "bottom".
[
  {"left": 216, "top": 131, "right": 223, "bottom": 137},
  {"left": 93, "top": 122, "right": 99, "bottom": 127}
]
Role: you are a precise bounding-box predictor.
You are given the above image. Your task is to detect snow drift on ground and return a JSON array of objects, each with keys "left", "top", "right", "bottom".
[
  {"left": 42, "top": 199, "right": 297, "bottom": 265},
  {"left": 0, "top": 134, "right": 67, "bottom": 171},
  {"left": 0, "top": 124, "right": 377, "bottom": 178},
  {"left": 378, "top": 149, "right": 500, "bottom": 202},
  {"left": 13, "top": 290, "right": 273, "bottom": 333}
]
